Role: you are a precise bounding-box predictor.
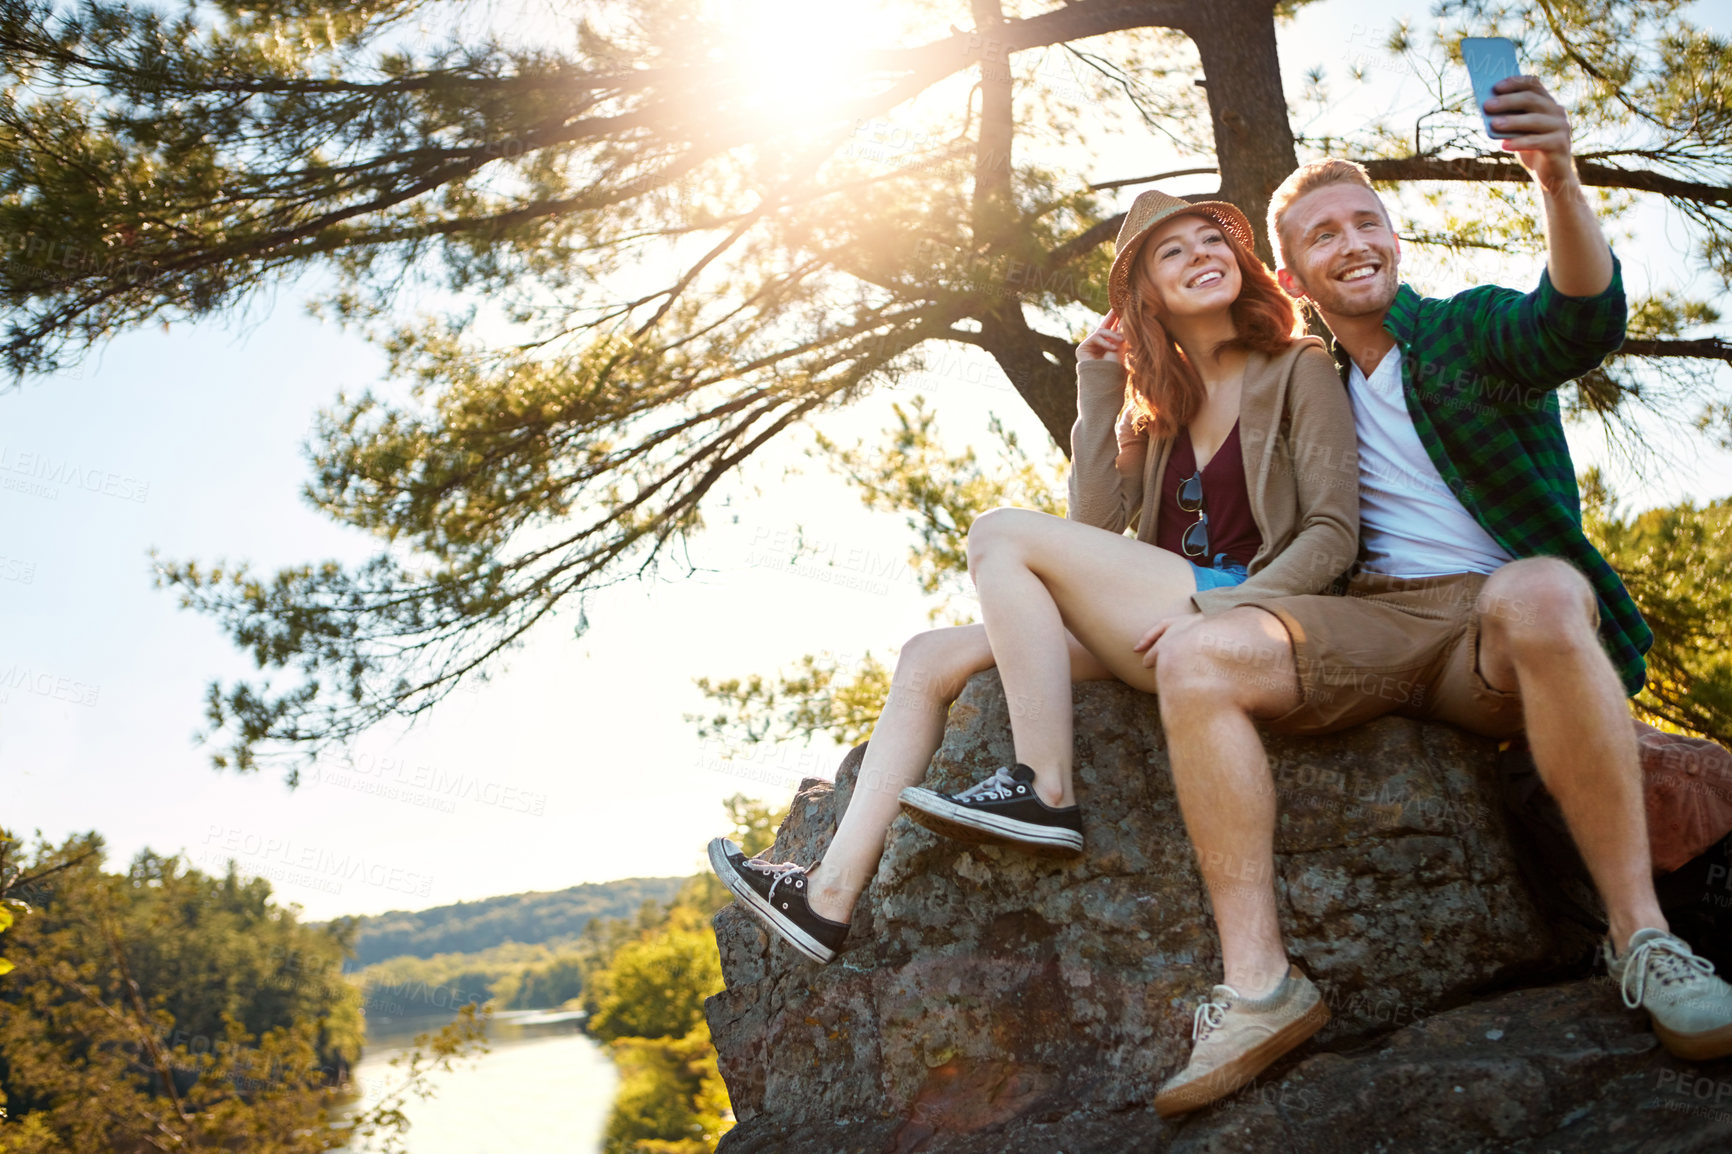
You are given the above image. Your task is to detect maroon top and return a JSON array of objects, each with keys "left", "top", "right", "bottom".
[{"left": 1154, "top": 421, "right": 1262, "bottom": 568}]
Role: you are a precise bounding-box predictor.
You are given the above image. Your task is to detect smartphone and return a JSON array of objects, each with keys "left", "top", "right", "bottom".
[{"left": 1462, "top": 36, "right": 1521, "bottom": 139}]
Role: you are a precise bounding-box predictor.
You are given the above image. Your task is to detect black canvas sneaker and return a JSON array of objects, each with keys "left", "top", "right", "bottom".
[
  {"left": 898, "top": 763, "right": 1084, "bottom": 856},
  {"left": 707, "top": 838, "right": 849, "bottom": 964}
]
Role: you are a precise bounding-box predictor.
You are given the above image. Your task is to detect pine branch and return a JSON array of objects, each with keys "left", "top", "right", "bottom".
[
  {"left": 1616, "top": 337, "right": 1732, "bottom": 364},
  {"left": 1357, "top": 156, "right": 1731, "bottom": 208}
]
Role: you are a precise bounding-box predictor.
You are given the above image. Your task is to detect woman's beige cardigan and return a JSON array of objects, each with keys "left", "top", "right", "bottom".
[{"left": 1066, "top": 337, "right": 1361, "bottom": 615}]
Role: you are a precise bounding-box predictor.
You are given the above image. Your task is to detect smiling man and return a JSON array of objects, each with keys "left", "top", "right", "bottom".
[{"left": 1141, "top": 76, "right": 1732, "bottom": 1118}]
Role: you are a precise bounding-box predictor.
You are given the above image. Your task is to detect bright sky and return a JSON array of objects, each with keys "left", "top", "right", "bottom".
[{"left": 3, "top": 0, "right": 1728, "bottom": 921}]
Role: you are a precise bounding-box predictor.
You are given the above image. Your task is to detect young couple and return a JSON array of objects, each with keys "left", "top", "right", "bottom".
[{"left": 710, "top": 74, "right": 1732, "bottom": 1117}]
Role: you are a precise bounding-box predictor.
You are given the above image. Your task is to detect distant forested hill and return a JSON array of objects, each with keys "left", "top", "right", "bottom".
[{"left": 343, "top": 876, "right": 685, "bottom": 968}]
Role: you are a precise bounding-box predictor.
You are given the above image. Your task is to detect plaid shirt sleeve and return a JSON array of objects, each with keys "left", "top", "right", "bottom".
[{"left": 1457, "top": 256, "right": 1627, "bottom": 395}]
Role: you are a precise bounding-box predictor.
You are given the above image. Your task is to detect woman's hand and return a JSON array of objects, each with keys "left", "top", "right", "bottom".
[
  {"left": 1077, "top": 308, "right": 1125, "bottom": 363},
  {"left": 1132, "top": 610, "right": 1202, "bottom": 670}
]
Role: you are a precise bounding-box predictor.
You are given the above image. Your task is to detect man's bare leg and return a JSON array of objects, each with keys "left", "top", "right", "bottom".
[
  {"left": 1476, "top": 558, "right": 1666, "bottom": 948},
  {"left": 1478, "top": 558, "right": 1732, "bottom": 1062},
  {"left": 1150, "top": 609, "right": 1302, "bottom": 996},
  {"left": 1145, "top": 608, "right": 1334, "bottom": 1119}
]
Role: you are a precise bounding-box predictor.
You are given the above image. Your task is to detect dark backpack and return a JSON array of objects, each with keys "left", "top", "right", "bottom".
[{"left": 1499, "top": 740, "right": 1732, "bottom": 975}]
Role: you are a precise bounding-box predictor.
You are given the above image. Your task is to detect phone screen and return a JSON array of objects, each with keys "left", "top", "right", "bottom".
[{"left": 1462, "top": 37, "right": 1521, "bottom": 139}]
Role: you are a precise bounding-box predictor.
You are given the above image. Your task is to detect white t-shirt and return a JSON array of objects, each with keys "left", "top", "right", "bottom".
[{"left": 1350, "top": 348, "right": 1513, "bottom": 578}]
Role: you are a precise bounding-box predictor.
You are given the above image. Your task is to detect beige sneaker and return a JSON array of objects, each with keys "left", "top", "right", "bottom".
[
  {"left": 1604, "top": 928, "right": 1732, "bottom": 1060},
  {"left": 1153, "top": 964, "right": 1330, "bottom": 1118}
]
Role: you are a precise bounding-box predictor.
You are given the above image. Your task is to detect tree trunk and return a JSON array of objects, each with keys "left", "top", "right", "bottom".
[
  {"left": 1183, "top": 0, "right": 1298, "bottom": 266},
  {"left": 980, "top": 323, "right": 1082, "bottom": 456},
  {"left": 977, "top": 0, "right": 1302, "bottom": 456},
  {"left": 971, "top": 0, "right": 1084, "bottom": 457}
]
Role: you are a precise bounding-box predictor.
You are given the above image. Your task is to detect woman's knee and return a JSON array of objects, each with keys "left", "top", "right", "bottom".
[{"left": 964, "top": 506, "right": 1038, "bottom": 571}]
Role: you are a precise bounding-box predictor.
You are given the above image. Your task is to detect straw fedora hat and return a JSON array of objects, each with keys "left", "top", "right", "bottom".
[{"left": 1107, "top": 189, "right": 1257, "bottom": 314}]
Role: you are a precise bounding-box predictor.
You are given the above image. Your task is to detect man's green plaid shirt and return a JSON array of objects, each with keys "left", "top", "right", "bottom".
[{"left": 1339, "top": 253, "right": 1651, "bottom": 695}]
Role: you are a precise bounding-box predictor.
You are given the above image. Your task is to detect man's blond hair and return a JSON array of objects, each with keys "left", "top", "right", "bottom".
[{"left": 1267, "top": 159, "right": 1387, "bottom": 268}]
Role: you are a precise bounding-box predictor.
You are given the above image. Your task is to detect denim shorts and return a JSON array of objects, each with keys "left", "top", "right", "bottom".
[{"left": 1190, "top": 554, "right": 1250, "bottom": 591}]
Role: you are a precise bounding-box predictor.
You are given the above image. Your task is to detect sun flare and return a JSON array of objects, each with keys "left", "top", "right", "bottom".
[{"left": 708, "top": 0, "right": 910, "bottom": 133}]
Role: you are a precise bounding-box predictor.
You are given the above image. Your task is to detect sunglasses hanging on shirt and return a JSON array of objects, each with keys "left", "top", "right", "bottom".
[{"left": 1177, "top": 469, "right": 1209, "bottom": 559}]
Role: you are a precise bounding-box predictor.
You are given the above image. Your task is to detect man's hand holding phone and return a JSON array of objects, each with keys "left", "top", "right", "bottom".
[
  {"left": 1463, "top": 36, "right": 1608, "bottom": 298},
  {"left": 1485, "top": 76, "right": 1578, "bottom": 193},
  {"left": 1463, "top": 37, "right": 1578, "bottom": 193}
]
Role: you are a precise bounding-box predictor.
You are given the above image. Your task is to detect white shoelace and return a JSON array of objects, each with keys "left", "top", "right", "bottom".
[
  {"left": 1192, "top": 987, "right": 1239, "bottom": 1041},
  {"left": 954, "top": 766, "right": 1021, "bottom": 803},
  {"left": 740, "top": 856, "right": 806, "bottom": 905},
  {"left": 1617, "top": 934, "right": 1716, "bottom": 1009}
]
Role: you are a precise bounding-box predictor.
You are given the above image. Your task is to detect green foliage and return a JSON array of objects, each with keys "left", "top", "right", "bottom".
[
  {"left": 0, "top": 0, "right": 1713, "bottom": 790},
  {"left": 489, "top": 952, "right": 588, "bottom": 1011},
  {"left": 691, "top": 400, "right": 1067, "bottom": 750},
  {"left": 345, "top": 875, "right": 686, "bottom": 966},
  {"left": 585, "top": 914, "right": 729, "bottom": 1154},
  {"left": 584, "top": 928, "right": 723, "bottom": 1043},
  {"left": 815, "top": 397, "right": 1068, "bottom": 612},
  {"left": 30, "top": 0, "right": 1696, "bottom": 770},
  {"left": 722, "top": 794, "right": 785, "bottom": 858},
  {"left": 602, "top": 1025, "right": 732, "bottom": 1154},
  {"left": 341, "top": 799, "right": 778, "bottom": 1051},
  {"left": 1, "top": 834, "right": 363, "bottom": 1079},
  {"left": 351, "top": 940, "right": 571, "bottom": 1015},
  {"left": 568, "top": 797, "right": 787, "bottom": 1153},
  {"left": 689, "top": 650, "right": 894, "bottom": 749},
  {"left": 0, "top": 829, "right": 484, "bottom": 1151},
  {"left": 1583, "top": 470, "right": 1732, "bottom": 747},
  {"left": 109, "top": 0, "right": 1120, "bottom": 775},
  {"left": 1630, "top": 292, "right": 1723, "bottom": 337}
]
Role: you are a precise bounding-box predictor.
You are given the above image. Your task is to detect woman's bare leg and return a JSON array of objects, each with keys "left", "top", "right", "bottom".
[
  {"left": 806, "top": 623, "right": 1115, "bottom": 923},
  {"left": 965, "top": 508, "right": 1202, "bottom": 807}
]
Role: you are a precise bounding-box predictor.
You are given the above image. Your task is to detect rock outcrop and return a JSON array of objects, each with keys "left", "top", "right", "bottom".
[{"left": 706, "top": 672, "right": 1732, "bottom": 1151}]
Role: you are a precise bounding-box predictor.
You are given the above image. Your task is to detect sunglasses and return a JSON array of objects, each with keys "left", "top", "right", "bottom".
[{"left": 1177, "top": 470, "right": 1209, "bottom": 559}]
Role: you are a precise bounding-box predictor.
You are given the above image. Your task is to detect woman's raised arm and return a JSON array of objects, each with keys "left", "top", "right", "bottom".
[{"left": 1068, "top": 310, "right": 1145, "bottom": 535}]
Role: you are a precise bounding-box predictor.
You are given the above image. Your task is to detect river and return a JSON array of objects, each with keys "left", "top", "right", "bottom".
[{"left": 341, "top": 1010, "right": 619, "bottom": 1153}]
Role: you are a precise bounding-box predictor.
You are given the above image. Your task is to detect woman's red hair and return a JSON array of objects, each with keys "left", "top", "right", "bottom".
[{"left": 1120, "top": 224, "right": 1305, "bottom": 440}]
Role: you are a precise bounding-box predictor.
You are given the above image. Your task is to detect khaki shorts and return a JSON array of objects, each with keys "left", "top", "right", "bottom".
[{"left": 1237, "top": 570, "right": 1537, "bottom": 739}]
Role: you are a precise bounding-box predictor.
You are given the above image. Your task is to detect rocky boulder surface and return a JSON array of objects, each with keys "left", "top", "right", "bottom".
[{"left": 706, "top": 672, "right": 1732, "bottom": 1152}]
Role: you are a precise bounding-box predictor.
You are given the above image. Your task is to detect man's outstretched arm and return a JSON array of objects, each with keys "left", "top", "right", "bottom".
[{"left": 1487, "top": 74, "right": 1614, "bottom": 297}]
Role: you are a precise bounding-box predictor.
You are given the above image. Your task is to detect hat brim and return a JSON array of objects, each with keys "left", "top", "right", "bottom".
[{"left": 1108, "top": 201, "right": 1257, "bottom": 315}]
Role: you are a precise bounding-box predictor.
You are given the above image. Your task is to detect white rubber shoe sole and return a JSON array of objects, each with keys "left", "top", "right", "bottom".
[
  {"left": 707, "top": 838, "right": 837, "bottom": 964},
  {"left": 897, "top": 786, "right": 1084, "bottom": 857}
]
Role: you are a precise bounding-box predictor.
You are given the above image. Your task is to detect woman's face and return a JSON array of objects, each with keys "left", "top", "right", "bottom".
[{"left": 1133, "top": 213, "right": 1242, "bottom": 321}]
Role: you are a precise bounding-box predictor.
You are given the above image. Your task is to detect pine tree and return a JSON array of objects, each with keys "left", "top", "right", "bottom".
[{"left": 0, "top": 0, "right": 1718, "bottom": 769}]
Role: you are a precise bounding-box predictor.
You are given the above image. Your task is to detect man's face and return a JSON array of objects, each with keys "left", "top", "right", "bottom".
[{"left": 1276, "top": 184, "right": 1401, "bottom": 320}]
